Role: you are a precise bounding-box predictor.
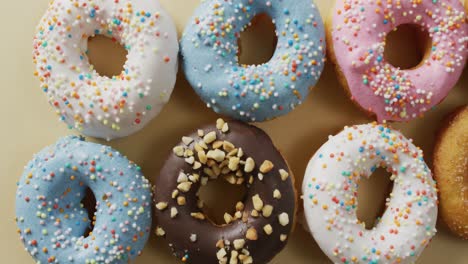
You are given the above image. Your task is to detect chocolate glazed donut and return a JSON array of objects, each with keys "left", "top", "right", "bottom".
[{"left": 153, "top": 119, "right": 296, "bottom": 264}]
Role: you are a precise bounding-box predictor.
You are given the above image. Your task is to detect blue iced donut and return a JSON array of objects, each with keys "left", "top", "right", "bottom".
[
  {"left": 15, "top": 136, "right": 152, "bottom": 263},
  {"left": 181, "top": 0, "right": 326, "bottom": 122}
]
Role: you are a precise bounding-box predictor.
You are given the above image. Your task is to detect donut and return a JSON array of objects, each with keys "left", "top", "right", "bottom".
[
  {"left": 302, "top": 123, "right": 438, "bottom": 263},
  {"left": 153, "top": 119, "right": 296, "bottom": 263},
  {"left": 433, "top": 106, "right": 467, "bottom": 239},
  {"left": 180, "top": 0, "right": 326, "bottom": 122},
  {"left": 33, "top": 0, "right": 178, "bottom": 140},
  {"left": 327, "top": 0, "right": 468, "bottom": 122},
  {"left": 15, "top": 136, "right": 152, "bottom": 263}
]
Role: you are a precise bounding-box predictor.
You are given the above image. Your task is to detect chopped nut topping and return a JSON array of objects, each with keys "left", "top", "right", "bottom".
[
  {"left": 236, "top": 178, "right": 244, "bottom": 185},
  {"left": 279, "top": 169, "right": 289, "bottom": 181},
  {"left": 177, "top": 172, "right": 188, "bottom": 183},
  {"left": 278, "top": 212, "right": 289, "bottom": 226},
  {"left": 251, "top": 210, "right": 259, "bottom": 217},
  {"left": 244, "top": 157, "right": 255, "bottom": 173},
  {"left": 280, "top": 234, "right": 288, "bottom": 242},
  {"left": 197, "top": 129, "right": 204, "bottom": 137},
  {"left": 216, "top": 248, "right": 227, "bottom": 260},
  {"left": 212, "top": 164, "right": 221, "bottom": 176},
  {"left": 257, "top": 173, "right": 264, "bottom": 181},
  {"left": 177, "top": 196, "right": 186, "bottom": 205},
  {"left": 263, "top": 224, "right": 273, "bottom": 235},
  {"left": 198, "top": 140, "right": 208, "bottom": 149},
  {"left": 248, "top": 176, "right": 254, "bottom": 184},
  {"left": 185, "top": 156, "right": 195, "bottom": 165},
  {"left": 170, "top": 207, "right": 178, "bottom": 218},
  {"left": 190, "top": 233, "right": 197, "bottom": 242},
  {"left": 221, "top": 166, "right": 231, "bottom": 175},
  {"left": 235, "top": 202, "right": 244, "bottom": 211},
  {"left": 203, "top": 131, "right": 217, "bottom": 144},
  {"left": 155, "top": 226, "right": 165, "bottom": 236},
  {"left": 216, "top": 239, "right": 225, "bottom": 249},
  {"left": 184, "top": 148, "right": 194, "bottom": 157},
  {"left": 242, "top": 256, "right": 253, "bottom": 264},
  {"left": 259, "top": 160, "right": 274, "bottom": 173},
  {"left": 224, "top": 174, "right": 236, "bottom": 184},
  {"left": 191, "top": 212, "right": 205, "bottom": 220},
  {"left": 173, "top": 146, "right": 184, "bottom": 157},
  {"left": 197, "top": 150, "right": 207, "bottom": 164},
  {"left": 252, "top": 194, "right": 263, "bottom": 211},
  {"left": 228, "top": 157, "right": 240, "bottom": 171},
  {"left": 194, "top": 142, "right": 203, "bottom": 152},
  {"left": 221, "top": 122, "right": 229, "bottom": 133},
  {"left": 234, "top": 211, "right": 242, "bottom": 219},
  {"left": 262, "top": 205, "right": 273, "bottom": 218},
  {"left": 203, "top": 167, "right": 216, "bottom": 179},
  {"left": 207, "top": 149, "right": 225, "bottom": 162},
  {"left": 273, "top": 189, "right": 282, "bottom": 199},
  {"left": 224, "top": 213, "right": 233, "bottom": 224},
  {"left": 182, "top": 136, "right": 194, "bottom": 146},
  {"left": 155, "top": 202, "right": 168, "bottom": 210},
  {"left": 233, "top": 239, "right": 245, "bottom": 250},
  {"left": 216, "top": 118, "right": 225, "bottom": 130},
  {"left": 246, "top": 227, "right": 258, "bottom": 240},
  {"left": 193, "top": 161, "right": 202, "bottom": 170},
  {"left": 189, "top": 173, "right": 200, "bottom": 182},
  {"left": 177, "top": 182, "right": 192, "bottom": 192},
  {"left": 212, "top": 140, "right": 223, "bottom": 149},
  {"left": 237, "top": 148, "right": 244, "bottom": 158},
  {"left": 230, "top": 250, "right": 239, "bottom": 264},
  {"left": 223, "top": 141, "right": 235, "bottom": 152},
  {"left": 171, "top": 189, "right": 179, "bottom": 199},
  {"left": 227, "top": 148, "right": 238, "bottom": 157}
]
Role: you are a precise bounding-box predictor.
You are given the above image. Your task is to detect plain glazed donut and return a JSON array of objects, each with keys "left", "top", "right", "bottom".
[
  {"left": 434, "top": 106, "right": 468, "bottom": 239},
  {"left": 180, "top": 0, "right": 326, "bottom": 122},
  {"left": 302, "top": 123, "right": 438, "bottom": 264},
  {"left": 153, "top": 119, "right": 296, "bottom": 263},
  {"left": 33, "top": 0, "right": 178, "bottom": 140},
  {"left": 15, "top": 136, "right": 152, "bottom": 263},
  {"left": 327, "top": 0, "right": 468, "bottom": 122}
]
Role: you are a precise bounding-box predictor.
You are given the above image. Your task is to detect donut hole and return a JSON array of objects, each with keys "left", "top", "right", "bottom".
[
  {"left": 197, "top": 179, "right": 247, "bottom": 225},
  {"left": 81, "top": 187, "right": 97, "bottom": 238},
  {"left": 87, "top": 35, "right": 128, "bottom": 77},
  {"left": 238, "top": 14, "right": 278, "bottom": 66},
  {"left": 357, "top": 168, "right": 393, "bottom": 230},
  {"left": 384, "top": 24, "right": 431, "bottom": 70}
]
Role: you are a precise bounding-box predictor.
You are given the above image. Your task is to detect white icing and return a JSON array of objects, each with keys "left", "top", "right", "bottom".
[
  {"left": 34, "top": 0, "right": 178, "bottom": 140},
  {"left": 302, "top": 124, "right": 438, "bottom": 264}
]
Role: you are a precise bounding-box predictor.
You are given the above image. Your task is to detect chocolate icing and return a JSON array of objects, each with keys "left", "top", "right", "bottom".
[{"left": 153, "top": 120, "right": 296, "bottom": 264}]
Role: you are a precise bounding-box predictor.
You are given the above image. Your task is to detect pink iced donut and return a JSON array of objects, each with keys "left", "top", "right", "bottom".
[{"left": 328, "top": 0, "right": 468, "bottom": 122}]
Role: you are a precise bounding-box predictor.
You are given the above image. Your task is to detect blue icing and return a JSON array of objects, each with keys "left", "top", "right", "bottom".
[
  {"left": 181, "top": 0, "right": 326, "bottom": 122},
  {"left": 15, "top": 136, "right": 152, "bottom": 263}
]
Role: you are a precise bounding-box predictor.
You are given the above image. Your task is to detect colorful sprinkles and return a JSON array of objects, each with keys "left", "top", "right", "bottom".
[
  {"left": 303, "top": 123, "right": 438, "bottom": 264},
  {"left": 33, "top": 0, "right": 178, "bottom": 140},
  {"left": 181, "top": 0, "right": 326, "bottom": 122},
  {"left": 15, "top": 136, "right": 152, "bottom": 264},
  {"left": 331, "top": 0, "right": 467, "bottom": 121}
]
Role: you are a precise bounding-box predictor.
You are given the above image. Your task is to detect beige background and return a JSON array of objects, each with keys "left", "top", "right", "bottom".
[{"left": 1, "top": 0, "right": 467, "bottom": 263}]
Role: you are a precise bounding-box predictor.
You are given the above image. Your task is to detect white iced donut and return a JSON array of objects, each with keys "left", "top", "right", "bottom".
[
  {"left": 33, "top": 0, "right": 178, "bottom": 140},
  {"left": 302, "top": 123, "right": 438, "bottom": 264}
]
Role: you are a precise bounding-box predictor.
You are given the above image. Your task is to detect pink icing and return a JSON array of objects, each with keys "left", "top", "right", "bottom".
[{"left": 331, "top": 0, "right": 468, "bottom": 122}]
